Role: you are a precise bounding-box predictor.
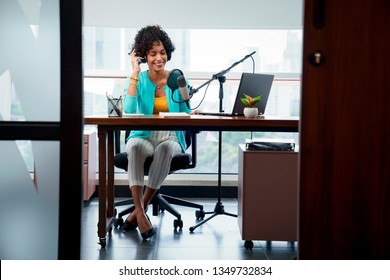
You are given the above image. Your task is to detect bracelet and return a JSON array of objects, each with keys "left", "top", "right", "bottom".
[
  {"left": 130, "top": 81, "right": 138, "bottom": 87},
  {"left": 130, "top": 76, "right": 139, "bottom": 81}
]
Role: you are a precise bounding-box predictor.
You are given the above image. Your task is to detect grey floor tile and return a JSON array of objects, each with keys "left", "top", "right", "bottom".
[{"left": 81, "top": 198, "right": 297, "bottom": 260}]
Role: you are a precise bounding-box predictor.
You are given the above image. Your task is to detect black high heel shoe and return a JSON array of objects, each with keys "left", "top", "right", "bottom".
[
  {"left": 141, "top": 214, "right": 156, "bottom": 240},
  {"left": 122, "top": 215, "right": 138, "bottom": 231},
  {"left": 141, "top": 228, "right": 156, "bottom": 240},
  {"left": 122, "top": 220, "right": 137, "bottom": 231}
]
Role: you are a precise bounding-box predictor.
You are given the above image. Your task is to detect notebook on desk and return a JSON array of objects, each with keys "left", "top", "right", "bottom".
[{"left": 199, "top": 73, "right": 274, "bottom": 116}]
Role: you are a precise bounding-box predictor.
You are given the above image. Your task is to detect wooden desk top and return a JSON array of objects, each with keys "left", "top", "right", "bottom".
[{"left": 84, "top": 114, "right": 299, "bottom": 132}]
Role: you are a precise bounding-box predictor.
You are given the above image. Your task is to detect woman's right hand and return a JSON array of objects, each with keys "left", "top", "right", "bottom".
[{"left": 130, "top": 50, "right": 142, "bottom": 74}]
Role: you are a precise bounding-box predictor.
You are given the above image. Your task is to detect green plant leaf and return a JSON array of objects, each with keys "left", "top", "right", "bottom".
[
  {"left": 241, "top": 94, "right": 261, "bottom": 108},
  {"left": 253, "top": 96, "right": 261, "bottom": 102},
  {"left": 240, "top": 98, "right": 250, "bottom": 106}
]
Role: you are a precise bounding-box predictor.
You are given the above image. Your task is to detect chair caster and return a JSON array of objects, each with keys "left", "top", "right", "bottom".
[
  {"left": 244, "top": 240, "right": 253, "bottom": 249},
  {"left": 173, "top": 219, "right": 183, "bottom": 230},
  {"left": 195, "top": 210, "right": 205, "bottom": 220},
  {"left": 114, "top": 218, "right": 123, "bottom": 228}
]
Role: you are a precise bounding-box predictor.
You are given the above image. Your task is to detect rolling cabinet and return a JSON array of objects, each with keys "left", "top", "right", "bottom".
[
  {"left": 237, "top": 144, "right": 298, "bottom": 249},
  {"left": 83, "top": 130, "right": 97, "bottom": 201}
]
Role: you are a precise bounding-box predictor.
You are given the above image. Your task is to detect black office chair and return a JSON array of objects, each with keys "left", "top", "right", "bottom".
[{"left": 113, "top": 130, "right": 205, "bottom": 230}]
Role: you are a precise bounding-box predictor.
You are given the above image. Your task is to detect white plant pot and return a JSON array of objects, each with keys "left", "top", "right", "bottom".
[{"left": 243, "top": 107, "right": 258, "bottom": 118}]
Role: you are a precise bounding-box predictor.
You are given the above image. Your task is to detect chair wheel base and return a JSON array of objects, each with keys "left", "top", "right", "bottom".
[
  {"left": 195, "top": 210, "right": 205, "bottom": 220},
  {"left": 114, "top": 218, "right": 123, "bottom": 228},
  {"left": 173, "top": 219, "right": 183, "bottom": 230}
]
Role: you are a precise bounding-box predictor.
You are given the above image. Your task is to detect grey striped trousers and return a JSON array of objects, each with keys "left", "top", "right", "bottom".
[{"left": 125, "top": 134, "right": 182, "bottom": 190}]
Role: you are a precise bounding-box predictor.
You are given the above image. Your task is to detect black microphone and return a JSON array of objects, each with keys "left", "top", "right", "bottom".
[
  {"left": 167, "top": 69, "right": 191, "bottom": 108},
  {"left": 177, "top": 75, "right": 190, "bottom": 102},
  {"left": 167, "top": 69, "right": 184, "bottom": 91}
]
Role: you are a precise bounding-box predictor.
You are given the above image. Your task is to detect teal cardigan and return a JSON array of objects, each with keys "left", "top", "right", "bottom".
[{"left": 123, "top": 71, "right": 191, "bottom": 152}]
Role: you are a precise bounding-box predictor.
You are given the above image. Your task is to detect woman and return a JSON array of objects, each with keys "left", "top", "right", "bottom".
[{"left": 122, "top": 25, "right": 191, "bottom": 240}]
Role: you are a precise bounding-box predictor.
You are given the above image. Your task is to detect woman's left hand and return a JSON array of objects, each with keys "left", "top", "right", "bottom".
[{"left": 190, "top": 109, "right": 200, "bottom": 115}]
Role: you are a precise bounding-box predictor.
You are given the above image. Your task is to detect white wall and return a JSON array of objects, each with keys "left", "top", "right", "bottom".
[{"left": 83, "top": 0, "right": 303, "bottom": 29}]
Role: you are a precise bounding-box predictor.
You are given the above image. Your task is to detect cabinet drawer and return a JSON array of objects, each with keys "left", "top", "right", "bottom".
[
  {"left": 237, "top": 144, "right": 298, "bottom": 242},
  {"left": 83, "top": 130, "right": 97, "bottom": 201},
  {"left": 83, "top": 164, "right": 88, "bottom": 188}
]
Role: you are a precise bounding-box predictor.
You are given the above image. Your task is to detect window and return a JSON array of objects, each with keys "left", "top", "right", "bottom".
[{"left": 83, "top": 27, "right": 302, "bottom": 174}]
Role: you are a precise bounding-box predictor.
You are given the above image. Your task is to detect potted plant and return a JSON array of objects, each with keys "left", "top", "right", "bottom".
[{"left": 240, "top": 94, "right": 261, "bottom": 118}]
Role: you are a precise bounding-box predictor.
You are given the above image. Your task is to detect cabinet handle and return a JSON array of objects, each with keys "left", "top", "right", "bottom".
[{"left": 313, "top": 0, "right": 325, "bottom": 29}]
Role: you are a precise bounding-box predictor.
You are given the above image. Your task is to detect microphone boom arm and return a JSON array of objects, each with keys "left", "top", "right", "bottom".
[{"left": 190, "top": 51, "right": 256, "bottom": 95}]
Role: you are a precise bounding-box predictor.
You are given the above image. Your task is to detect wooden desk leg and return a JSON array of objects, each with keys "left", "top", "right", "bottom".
[
  {"left": 107, "top": 130, "right": 115, "bottom": 217},
  {"left": 97, "top": 127, "right": 108, "bottom": 247}
]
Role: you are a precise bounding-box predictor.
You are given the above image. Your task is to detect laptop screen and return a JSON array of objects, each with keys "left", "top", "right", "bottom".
[{"left": 231, "top": 73, "right": 274, "bottom": 115}]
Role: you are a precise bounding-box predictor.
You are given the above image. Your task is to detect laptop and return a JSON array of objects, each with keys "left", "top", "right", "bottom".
[{"left": 199, "top": 73, "right": 274, "bottom": 116}]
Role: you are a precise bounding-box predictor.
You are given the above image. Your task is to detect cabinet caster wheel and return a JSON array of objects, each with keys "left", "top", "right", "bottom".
[
  {"left": 98, "top": 238, "right": 106, "bottom": 248},
  {"left": 244, "top": 240, "right": 254, "bottom": 249},
  {"left": 173, "top": 219, "right": 183, "bottom": 230},
  {"left": 195, "top": 210, "right": 205, "bottom": 220}
]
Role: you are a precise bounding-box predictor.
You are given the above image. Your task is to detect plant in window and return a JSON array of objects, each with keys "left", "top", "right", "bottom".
[{"left": 240, "top": 94, "right": 261, "bottom": 108}]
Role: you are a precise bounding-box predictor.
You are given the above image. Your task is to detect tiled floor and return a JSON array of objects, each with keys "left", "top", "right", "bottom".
[{"left": 81, "top": 198, "right": 297, "bottom": 260}]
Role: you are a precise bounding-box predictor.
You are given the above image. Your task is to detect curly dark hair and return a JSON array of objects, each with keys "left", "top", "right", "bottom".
[{"left": 131, "top": 25, "right": 175, "bottom": 61}]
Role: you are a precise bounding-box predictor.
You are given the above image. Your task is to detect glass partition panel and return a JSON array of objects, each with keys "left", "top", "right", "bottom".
[
  {"left": 0, "top": 0, "right": 60, "bottom": 122},
  {"left": 0, "top": 141, "right": 60, "bottom": 259},
  {"left": 0, "top": 0, "right": 61, "bottom": 259}
]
